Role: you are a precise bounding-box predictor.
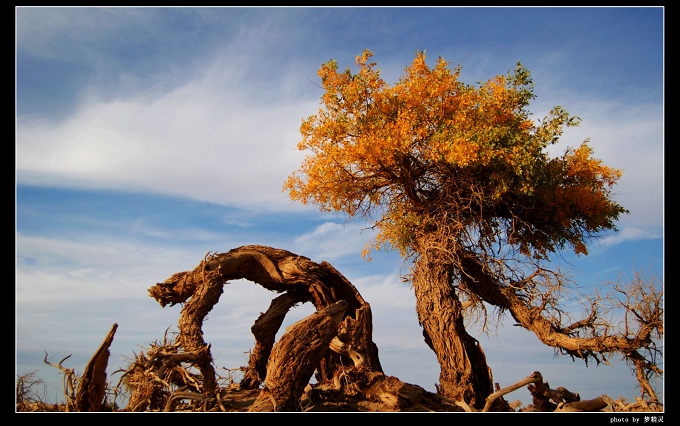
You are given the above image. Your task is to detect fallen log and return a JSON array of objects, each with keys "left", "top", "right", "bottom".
[{"left": 555, "top": 395, "right": 611, "bottom": 412}]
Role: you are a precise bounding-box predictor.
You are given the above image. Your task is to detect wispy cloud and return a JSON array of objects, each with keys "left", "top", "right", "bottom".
[
  {"left": 293, "top": 221, "right": 376, "bottom": 261},
  {"left": 16, "top": 68, "right": 317, "bottom": 213},
  {"left": 15, "top": 233, "right": 196, "bottom": 302},
  {"left": 600, "top": 226, "right": 663, "bottom": 246}
]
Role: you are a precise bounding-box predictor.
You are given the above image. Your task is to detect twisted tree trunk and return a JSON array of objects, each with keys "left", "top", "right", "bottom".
[
  {"left": 147, "top": 245, "right": 383, "bottom": 409},
  {"left": 249, "top": 300, "right": 348, "bottom": 411},
  {"left": 412, "top": 258, "right": 493, "bottom": 409},
  {"left": 241, "top": 292, "right": 300, "bottom": 389}
]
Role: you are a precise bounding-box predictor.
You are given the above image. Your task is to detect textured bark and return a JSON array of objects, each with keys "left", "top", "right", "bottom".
[
  {"left": 74, "top": 323, "right": 117, "bottom": 412},
  {"left": 176, "top": 265, "right": 224, "bottom": 397},
  {"left": 27, "top": 246, "right": 660, "bottom": 412},
  {"left": 249, "top": 300, "right": 348, "bottom": 411},
  {"left": 412, "top": 259, "right": 493, "bottom": 410},
  {"left": 241, "top": 293, "right": 300, "bottom": 389},
  {"left": 524, "top": 374, "right": 584, "bottom": 412},
  {"left": 147, "top": 245, "right": 382, "bottom": 409}
]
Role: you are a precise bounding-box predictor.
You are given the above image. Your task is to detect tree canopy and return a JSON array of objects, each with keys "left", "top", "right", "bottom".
[{"left": 284, "top": 49, "right": 627, "bottom": 263}]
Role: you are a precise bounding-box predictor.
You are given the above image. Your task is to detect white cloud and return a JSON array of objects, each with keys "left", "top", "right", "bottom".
[
  {"left": 541, "top": 98, "right": 663, "bottom": 231},
  {"left": 293, "top": 221, "right": 376, "bottom": 261},
  {"left": 16, "top": 9, "right": 662, "bottom": 408},
  {"left": 600, "top": 226, "right": 663, "bottom": 246},
  {"left": 15, "top": 233, "right": 198, "bottom": 304},
  {"left": 16, "top": 49, "right": 318, "bottom": 213}
]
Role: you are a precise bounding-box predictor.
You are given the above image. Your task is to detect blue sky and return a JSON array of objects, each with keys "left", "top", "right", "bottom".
[{"left": 15, "top": 6, "right": 664, "bottom": 408}]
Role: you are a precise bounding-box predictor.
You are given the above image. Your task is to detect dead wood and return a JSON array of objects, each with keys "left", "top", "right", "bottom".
[
  {"left": 359, "top": 372, "right": 459, "bottom": 411},
  {"left": 520, "top": 373, "right": 617, "bottom": 412},
  {"left": 122, "top": 336, "right": 209, "bottom": 412},
  {"left": 27, "top": 245, "right": 661, "bottom": 412},
  {"left": 482, "top": 371, "right": 543, "bottom": 412},
  {"left": 553, "top": 386, "right": 581, "bottom": 403},
  {"left": 74, "top": 323, "right": 117, "bottom": 412},
  {"left": 163, "top": 391, "right": 214, "bottom": 412},
  {"left": 175, "top": 260, "right": 223, "bottom": 399},
  {"left": 43, "top": 353, "right": 77, "bottom": 410},
  {"left": 298, "top": 366, "right": 465, "bottom": 412},
  {"left": 554, "top": 395, "right": 610, "bottom": 412},
  {"left": 249, "top": 300, "right": 348, "bottom": 411},
  {"left": 147, "top": 245, "right": 383, "bottom": 404},
  {"left": 241, "top": 292, "right": 300, "bottom": 389}
]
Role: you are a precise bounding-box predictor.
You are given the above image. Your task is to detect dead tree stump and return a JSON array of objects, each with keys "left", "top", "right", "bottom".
[{"left": 74, "top": 323, "right": 117, "bottom": 412}]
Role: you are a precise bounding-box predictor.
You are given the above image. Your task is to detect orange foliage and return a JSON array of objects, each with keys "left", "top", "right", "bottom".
[{"left": 284, "top": 50, "right": 627, "bottom": 260}]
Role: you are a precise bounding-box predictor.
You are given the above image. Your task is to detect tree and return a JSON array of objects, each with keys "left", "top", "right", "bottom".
[{"left": 284, "top": 50, "right": 662, "bottom": 409}]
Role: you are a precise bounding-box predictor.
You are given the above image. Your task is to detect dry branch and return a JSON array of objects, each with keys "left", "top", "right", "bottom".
[
  {"left": 482, "top": 371, "right": 543, "bottom": 412},
  {"left": 555, "top": 395, "right": 610, "bottom": 412}
]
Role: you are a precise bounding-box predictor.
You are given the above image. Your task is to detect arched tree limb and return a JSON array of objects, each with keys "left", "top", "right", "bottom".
[{"left": 147, "top": 245, "right": 383, "bottom": 409}]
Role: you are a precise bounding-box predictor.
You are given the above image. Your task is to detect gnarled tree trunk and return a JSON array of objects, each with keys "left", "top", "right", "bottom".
[
  {"left": 147, "top": 245, "right": 383, "bottom": 409},
  {"left": 241, "top": 292, "right": 300, "bottom": 388},
  {"left": 249, "top": 300, "right": 348, "bottom": 411},
  {"left": 412, "top": 258, "right": 493, "bottom": 409}
]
